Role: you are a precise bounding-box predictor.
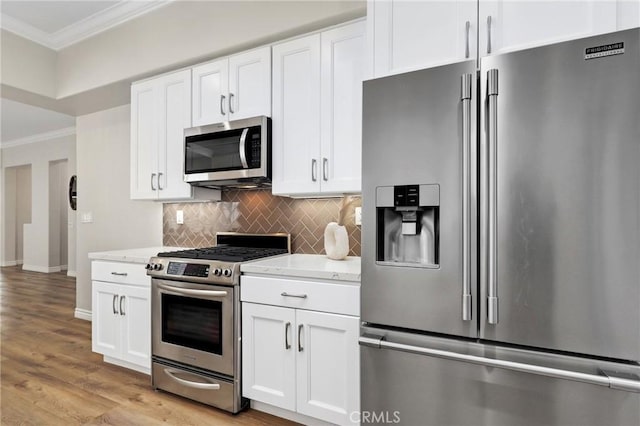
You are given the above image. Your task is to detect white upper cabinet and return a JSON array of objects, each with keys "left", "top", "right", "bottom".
[
  {"left": 320, "top": 21, "right": 366, "bottom": 194},
  {"left": 272, "top": 20, "right": 366, "bottom": 197},
  {"left": 131, "top": 70, "right": 194, "bottom": 201},
  {"left": 479, "top": 1, "right": 617, "bottom": 57},
  {"left": 272, "top": 34, "right": 323, "bottom": 195},
  {"left": 369, "top": 0, "right": 477, "bottom": 77},
  {"left": 192, "top": 46, "right": 271, "bottom": 126},
  {"left": 369, "top": 0, "right": 634, "bottom": 78}
]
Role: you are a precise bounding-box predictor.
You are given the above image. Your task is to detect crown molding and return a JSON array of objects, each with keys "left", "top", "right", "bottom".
[
  {"left": 1, "top": 127, "right": 76, "bottom": 149},
  {"left": 0, "top": 1, "right": 174, "bottom": 51}
]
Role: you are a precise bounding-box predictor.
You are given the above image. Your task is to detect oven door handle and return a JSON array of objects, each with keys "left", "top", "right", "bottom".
[
  {"left": 157, "top": 283, "right": 228, "bottom": 298},
  {"left": 163, "top": 369, "right": 221, "bottom": 390}
]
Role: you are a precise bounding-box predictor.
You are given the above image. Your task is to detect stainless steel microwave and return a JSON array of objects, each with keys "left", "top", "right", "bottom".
[{"left": 184, "top": 116, "right": 271, "bottom": 188}]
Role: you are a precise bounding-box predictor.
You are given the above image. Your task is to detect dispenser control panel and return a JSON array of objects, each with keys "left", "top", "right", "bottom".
[{"left": 394, "top": 185, "right": 420, "bottom": 207}]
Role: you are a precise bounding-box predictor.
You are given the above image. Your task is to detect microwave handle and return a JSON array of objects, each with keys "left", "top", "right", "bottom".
[{"left": 239, "top": 128, "right": 249, "bottom": 169}]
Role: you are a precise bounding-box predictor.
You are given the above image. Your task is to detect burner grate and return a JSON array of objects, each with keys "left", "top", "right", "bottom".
[{"left": 157, "top": 246, "right": 289, "bottom": 262}]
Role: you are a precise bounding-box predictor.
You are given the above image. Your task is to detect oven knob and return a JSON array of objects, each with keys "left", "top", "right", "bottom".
[
  {"left": 223, "top": 268, "right": 232, "bottom": 277},
  {"left": 153, "top": 263, "right": 163, "bottom": 271},
  {"left": 145, "top": 263, "right": 153, "bottom": 270},
  {"left": 213, "top": 268, "right": 222, "bottom": 276}
]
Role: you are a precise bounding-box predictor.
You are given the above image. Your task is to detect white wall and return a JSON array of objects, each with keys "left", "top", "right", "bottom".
[
  {"left": 56, "top": 1, "right": 365, "bottom": 99},
  {"left": 0, "top": 29, "right": 57, "bottom": 98},
  {"left": 15, "top": 165, "right": 32, "bottom": 263},
  {"left": 1, "top": 134, "right": 75, "bottom": 271},
  {"left": 75, "top": 105, "right": 162, "bottom": 316},
  {"left": 48, "top": 159, "right": 68, "bottom": 269}
]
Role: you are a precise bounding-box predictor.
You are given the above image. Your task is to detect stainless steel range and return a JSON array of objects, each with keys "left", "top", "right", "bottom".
[{"left": 146, "top": 232, "right": 290, "bottom": 413}]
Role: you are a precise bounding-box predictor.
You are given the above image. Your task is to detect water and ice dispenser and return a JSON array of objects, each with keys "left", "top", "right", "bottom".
[{"left": 376, "top": 184, "right": 439, "bottom": 267}]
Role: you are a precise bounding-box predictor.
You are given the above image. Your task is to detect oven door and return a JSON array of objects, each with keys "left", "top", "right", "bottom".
[{"left": 152, "top": 279, "right": 235, "bottom": 376}]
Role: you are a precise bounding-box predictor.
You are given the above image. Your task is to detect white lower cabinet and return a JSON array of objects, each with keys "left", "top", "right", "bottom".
[
  {"left": 92, "top": 261, "right": 151, "bottom": 374},
  {"left": 242, "top": 276, "right": 360, "bottom": 425}
]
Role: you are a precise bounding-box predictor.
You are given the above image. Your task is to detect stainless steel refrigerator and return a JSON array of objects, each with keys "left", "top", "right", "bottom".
[{"left": 360, "top": 28, "right": 640, "bottom": 425}]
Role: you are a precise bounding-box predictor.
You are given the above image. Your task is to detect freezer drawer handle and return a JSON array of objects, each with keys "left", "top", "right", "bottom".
[
  {"left": 163, "top": 369, "right": 221, "bottom": 390},
  {"left": 358, "top": 336, "right": 640, "bottom": 393}
]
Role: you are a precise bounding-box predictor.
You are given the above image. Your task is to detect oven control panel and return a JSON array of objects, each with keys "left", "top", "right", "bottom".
[{"left": 166, "top": 262, "right": 210, "bottom": 278}]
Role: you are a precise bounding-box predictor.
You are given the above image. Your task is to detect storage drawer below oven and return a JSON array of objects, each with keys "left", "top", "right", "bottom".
[{"left": 152, "top": 360, "right": 243, "bottom": 413}]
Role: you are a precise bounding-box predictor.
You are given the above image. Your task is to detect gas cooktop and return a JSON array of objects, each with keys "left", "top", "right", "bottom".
[{"left": 146, "top": 233, "right": 291, "bottom": 285}]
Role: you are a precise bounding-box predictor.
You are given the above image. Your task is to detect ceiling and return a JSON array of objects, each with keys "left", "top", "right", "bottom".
[
  {"left": 0, "top": 0, "right": 172, "bottom": 50},
  {"left": 0, "top": 1, "right": 171, "bottom": 146},
  {"left": 1, "top": 99, "right": 75, "bottom": 146}
]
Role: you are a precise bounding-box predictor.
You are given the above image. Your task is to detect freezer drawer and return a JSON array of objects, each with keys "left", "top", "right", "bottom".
[{"left": 360, "top": 327, "right": 640, "bottom": 426}]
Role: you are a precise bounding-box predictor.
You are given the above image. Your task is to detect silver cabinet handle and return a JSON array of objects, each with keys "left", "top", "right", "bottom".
[
  {"left": 157, "top": 172, "right": 163, "bottom": 190},
  {"left": 322, "top": 158, "right": 329, "bottom": 181},
  {"left": 285, "top": 322, "right": 291, "bottom": 350},
  {"left": 281, "top": 292, "right": 308, "bottom": 299},
  {"left": 151, "top": 173, "right": 156, "bottom": 191},
  {"left": 119, "top": 295, "right": 125, "bottom": 316},
  {"left": 359, "top": 336, "right": 640, "bottom": 393},
  {"left": 298, "top": 324, "right": 304, "bottom": 352},
  {"left": 311, "top": 159, "right": 318, "bottom": 182},
  {"left": 163, "top": 369, "right": 221, "bottom": 390},
  {"left": 465, "top": 21, "right": 471, "bottom": 58},
  {"left": 112, "top": 295, "right": 118, "bottom": 315},
  {"left": 487, "top": 15, "right": 493, "bottom": 54},
  {"left": 239, "top": 128, "right": 249, "bottom": 169},
  {"left": 157, "top": 283, "right": 228, "bottom": 298},
  {"left": 229, "top": 92, "right": 235, "bottom": 114},
  {"left": 111, "top": 272, "right": 128, "bottom": 276},
  {"left": 220, "top": 94, "right": 226, "bottom": 116},
  {"left": 460, "top": 73, "right": 473, "bottom": 322},
  {"left": 486, "top": 68, "right": 499, "bottom": 325}
]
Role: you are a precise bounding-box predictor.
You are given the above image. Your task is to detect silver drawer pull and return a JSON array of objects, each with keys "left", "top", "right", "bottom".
[
  {"left": 111, "top": 272, "right": 128, "bottom": 276},
  {"left": 281, "top": 292, "right": 308, "bottom": 299},
  {"left": 164, "top": 369, "right": 221, "bottom": 390}
]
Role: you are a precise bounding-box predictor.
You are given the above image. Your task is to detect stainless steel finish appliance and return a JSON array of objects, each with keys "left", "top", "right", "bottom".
[
  {"left": 361, "top": 28, "right": 640, "bottom": 425},
  {"left": 147, "top": 233, "right": 290, "bottom": 413},
  {"left": 184, "top": 116, "right": 271, "bottom": 188}
]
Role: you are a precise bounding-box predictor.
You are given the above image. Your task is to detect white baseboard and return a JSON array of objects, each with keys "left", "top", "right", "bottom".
[
  {"left": 22, "top": 264, "right": 69, "bottom": 273},
  {"left": 74, "top": 308, "right": 92, "bottom": 321},
  {"left": 1, "top": 260, "right": 18, "bottom": 267},
  {"left": 67, "top": 270, "right": 77, "bottom": 277},
  {"left": 60, "top": 264, "right": 68, "bottom": 270},
  {"left": 250, "top": 401, "right": 334, "bottom": 426}
]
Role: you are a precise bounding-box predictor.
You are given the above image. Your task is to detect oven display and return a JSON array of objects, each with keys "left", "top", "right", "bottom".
[{"left": 166, "top": 262, "right": 210, "bottom": 277}]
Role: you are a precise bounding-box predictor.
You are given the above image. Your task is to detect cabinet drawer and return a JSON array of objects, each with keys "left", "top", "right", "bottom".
[
  {"left": 92, "top": 261, "right": 150, "bottom": 286},
  {"left": 241, "top": 275, "right": 359, "bottom": 316}
]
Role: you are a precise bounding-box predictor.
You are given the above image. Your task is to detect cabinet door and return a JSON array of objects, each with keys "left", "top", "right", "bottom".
[
  {"left": 92, "top": 281, "right": 121, "bottom": 358},
  {"left": 369, "top": 0, "right": 477, "bottom": 78},
  {"left": 296, "top": 310, "right": 360, "bottom": 425},
  {"left": 272, "top": 34, "right": 322, "bottom": 196},
  {"left": 479, "top": 0, "right": 617, "bottom": 56},
  {"left": 320, "top": 21, "right": 366, "bottom": 194},
  {"left": 192, "top": 58, "right": 229, "bottom": 126},
  {"left": 228, "top": 47, "right": 271, "bottom": 121},
  {"left": 119, "top": 285, "right": 151, "bottom": 369},
  {"left": 242, "top": 303, "right": 296, "bottom": 411},
  {"left": 156, "top": 69, "right": 193, "bottom": 200},
  {"left": 130, "top": 80, "right": 159, "bottom": 199}
]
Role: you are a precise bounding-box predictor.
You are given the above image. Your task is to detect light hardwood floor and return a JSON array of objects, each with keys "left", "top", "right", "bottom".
[{"left": 0, "top": 266, "right": 297, "bottom": 425}]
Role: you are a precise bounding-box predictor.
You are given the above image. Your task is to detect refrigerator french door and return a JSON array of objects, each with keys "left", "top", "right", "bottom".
[{"left": 360, "top": 28, "right": 640, "bottom": 425}]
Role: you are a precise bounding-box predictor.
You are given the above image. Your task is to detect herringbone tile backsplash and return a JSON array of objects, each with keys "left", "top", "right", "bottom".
[{"left": 163, "top": 190, "right": 361, "bottom": 256}]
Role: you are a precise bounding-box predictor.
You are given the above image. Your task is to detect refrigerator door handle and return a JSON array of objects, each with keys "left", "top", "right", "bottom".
[
  {"left": 487, "top": 68, "right": 499, "bottom": 325},
  {"left": 461, "top": 73, "right": 473, "bottom": 322},
  {"left": 358, "top": 335, "right": 640, "bottom": 393}
]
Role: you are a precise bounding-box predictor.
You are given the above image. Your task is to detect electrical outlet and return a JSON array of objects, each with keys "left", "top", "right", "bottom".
[
  {"left": 176, "top": 210, "right": 184, "bottom": 225},
  {"left": 80, "top": 212, "right": 93, "bottom": 223},
  {"left": 354, "top": 207, "right": 362, "bottom": 226}
]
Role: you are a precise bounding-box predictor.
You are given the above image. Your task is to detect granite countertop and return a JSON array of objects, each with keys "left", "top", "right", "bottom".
[
  {"left": 88, "top": 247, "right": 188, "bottom": 264},
  {"left": 240, "top": 253, "right": 361, "bottom": 283}
]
